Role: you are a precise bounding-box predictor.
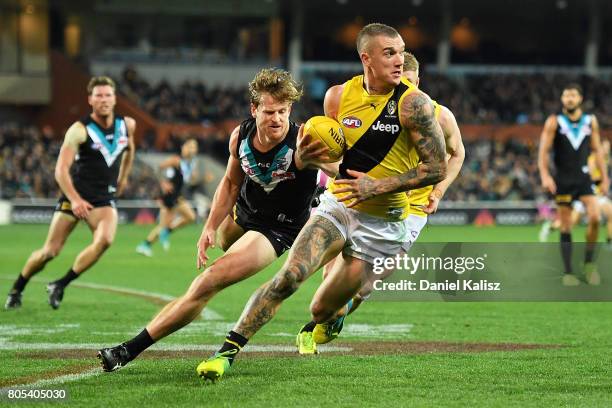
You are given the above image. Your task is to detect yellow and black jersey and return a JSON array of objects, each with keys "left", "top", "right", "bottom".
[{"left": 330, "top": 75, "right": 421, "bottom": 220}]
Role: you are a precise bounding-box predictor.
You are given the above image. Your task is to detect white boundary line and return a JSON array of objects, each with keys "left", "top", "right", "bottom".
[
  {"left": 0, "top": 276, "right": 223, "bottom": 320},
  {"left": 0, "top": 368, "right": 102, "bottom": 391}
]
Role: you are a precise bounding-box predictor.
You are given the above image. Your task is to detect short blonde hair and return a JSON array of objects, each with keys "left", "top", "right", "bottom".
[
  {"left": 356, "top": 23, "right": 400, "bottom": 54},
  {"left": 249, "top": 68, "right": 303, "bottom": 106},
  {"left": 87, "top": 76, "right": 116, "bottom": 95},
  {"left": 402, "top": 52, "right": 419, "bottom": 73}
]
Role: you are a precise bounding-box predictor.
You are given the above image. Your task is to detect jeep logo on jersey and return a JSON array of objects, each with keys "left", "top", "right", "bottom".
[
  {"left": 387, "top": 100, "right": 397, "bottom": 115},
  {"left": 342, "top": 116, "right": 362, "bottom": 128},
  {"left": 372, "top": 121, "right": 400, "bottom": 134}
]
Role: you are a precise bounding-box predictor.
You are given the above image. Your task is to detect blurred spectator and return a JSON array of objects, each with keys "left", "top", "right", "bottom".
[
  {"left": 1, "top": 121, "right": 546, "bottom": 203},
  {"left": 444, "top": 138, "right": 541, "bottom": 201},
  {"left": 112, "top": 67, "right": 612, "bottom": 127}
]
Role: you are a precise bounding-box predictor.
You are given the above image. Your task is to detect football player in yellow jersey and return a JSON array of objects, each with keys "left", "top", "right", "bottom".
[
  {"left": 198, "top": 23, "right": 447, "bottom": 380},
  {"left": 294, "top": 51, "right": 465, "bottom": 353}
]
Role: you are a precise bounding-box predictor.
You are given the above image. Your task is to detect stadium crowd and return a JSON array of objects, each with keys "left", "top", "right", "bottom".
[
  {"left": 1, "top": 121, "right": 542, "bottom": 202},
  {"left": 444, "top": 138, "right": 539, "bottom": 201},
  {"left": 113, "top": 67, "right": 612, "bottom": 127},
  {"left": 2, "top": 68, "right": 610, "bottom": 203}
]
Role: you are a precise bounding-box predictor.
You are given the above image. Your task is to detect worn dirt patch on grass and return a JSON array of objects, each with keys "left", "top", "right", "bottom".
[{"left": 18, "top": 340, "right": 561, "bottom": 362}]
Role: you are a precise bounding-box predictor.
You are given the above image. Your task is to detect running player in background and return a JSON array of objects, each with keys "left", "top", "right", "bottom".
[
  {"left": 136, "top": 138, "right": 198, "bottom": 256},
  {"left": 295, "top": 51, "right": 465, "bottom": 353},
  {"left": 4, "top": 76, "right": 136, "bottom": 310},
  {"left": 538, "top": 84, "right": 609, "bottom": 286}
]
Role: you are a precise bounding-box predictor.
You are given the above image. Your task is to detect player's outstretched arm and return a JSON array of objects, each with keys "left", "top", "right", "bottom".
[
  {"left": 117, "top": 117, "right": 136, "bottom": 196},
  {"left": 424, "top": 106, "right": 465, "bottom": 214},
  {"left": 55, "top": 122, "right": 92, "bottom": 219},
  {"left": 197, "top": 127, "right": 245, "bottom": 268},
  {"left": 538, "top": 115, "right": 558, "bottom": 195}
]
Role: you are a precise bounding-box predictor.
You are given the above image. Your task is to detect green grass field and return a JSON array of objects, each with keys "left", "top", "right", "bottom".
[{"left": 1, "top": 223, "right": 611, "bottom": 407}]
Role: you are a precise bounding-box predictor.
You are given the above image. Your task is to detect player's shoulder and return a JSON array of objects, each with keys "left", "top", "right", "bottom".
[
  {"left": 545, "top": 113, "right": 559, "bottom": 126},
  {"left": 68, "top": 120, "right": 87, "bottom": 132},
  {"left": 123, "top": 116, "right": 136, "bottom": 128},
  {"left": 228, "top": 125, "right": 241, "bottom": 159},
  {"left": 399, "top": 87, "right": 435, "bottom": 118},
  {"left": 325, "top": 84, "right": 345, "bottom": 103},
  {"left": 324, "top": 85, "right": 345, "bottom": 120},
  {"left": 437, "top": 104, "right": 457, "bottom": 125}
]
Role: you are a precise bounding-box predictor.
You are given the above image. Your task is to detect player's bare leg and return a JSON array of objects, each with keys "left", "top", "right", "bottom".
[
  {"left": 45, "top": 207, "right": 118, "bottom": 309},
  {"left": 581, "top": 195, "right": 600, "bottom": 285},
  {"left": 22, "top": 212, "right": 78, "bottom": 279},
  {"left": 194, "top": 216, "right": 344, "bottom": 370},
  {"left": 5, "top": 212, "right": 77, "bottom": 309},
  {"left": 72, "top": 207, "right": 118, "bottom": 273},
  {"left": 98, "top": 231, "right": 277, "bottom": 371},
  {"left": 137, "top": 205, "right": 174, "bottom": 256},
  {"left": 310, "top": 255, "right": 369, "bottom": 324},
  {"left": 558, "top": 205, "right": 579, "bottom": 286},
  {"left": 231, "top": 216, "right": 344, "bottom": 339},
  {"left": 216, "top": 215, "right": 245, "bottom": 251},
  {"left": 169, "top": 199, "right": 196, "bottom": 230},
  {"left": 146, "top": 206, "right": 172, "bottom": 243},
  {"left": 155, "top": 199, "right": 197, "bottom": 252},
  {"left": 146, "top": 231, "right": 278, "bottom": 340}
]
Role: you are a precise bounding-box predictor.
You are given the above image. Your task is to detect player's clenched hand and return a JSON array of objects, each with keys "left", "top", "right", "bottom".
[
  {"left": 334, "top": 169, "right": 378, "bottom": 208},
  {"left": 541, "top": 175, "right": 557, "bottom": 195},
  {"left": 196, "top": 228, "right": 216, "bottom": 269},
  {"left": 422, "top": 190, "right": 442, "bottom": 214},
  {"left": 295, "top": 124, "right": 331, "bottom": 169},
  {"left": 116, "top": 178, "right": 128, "bottom": 197},
  {"left": 160, "top": 180, "right": 174, "bottom": 194},
  {"left": 71, "top": 197, "right": 93, "bottom": 219}
]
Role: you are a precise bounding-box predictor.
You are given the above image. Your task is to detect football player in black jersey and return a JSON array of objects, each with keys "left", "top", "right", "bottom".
[
  {"left": 136, "top": 138, "right": 199, "bottom": 256},
  {"left": 538, "top": 83, "right": 609, "bottom": 286},
  {"left": 97, "top": 68, "right": 334, "bottom": 372},
  {"left": 5, "top": 77, "right": 136, "bottom": 310}
]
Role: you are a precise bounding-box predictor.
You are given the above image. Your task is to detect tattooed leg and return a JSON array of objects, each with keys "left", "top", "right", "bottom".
[{"left": 232, "top": 216, "right": 345, "bottom": 338}]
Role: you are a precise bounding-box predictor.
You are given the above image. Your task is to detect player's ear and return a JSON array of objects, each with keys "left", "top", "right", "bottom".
[
  {"left": 250, "top": 103, "right": 257, "bottom": 118},
  {"left": 360, "top": 51, "right": 370, "bottom": 67}
]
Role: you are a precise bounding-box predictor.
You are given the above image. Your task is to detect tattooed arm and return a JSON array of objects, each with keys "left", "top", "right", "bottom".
[{"left": 335, "top": 90, "right": 447, "bottom": 207}]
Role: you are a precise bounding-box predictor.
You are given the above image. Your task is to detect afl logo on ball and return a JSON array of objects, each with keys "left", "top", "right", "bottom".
[{"left": 342, "top": 116, "right": 362, "bottom": 128}]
